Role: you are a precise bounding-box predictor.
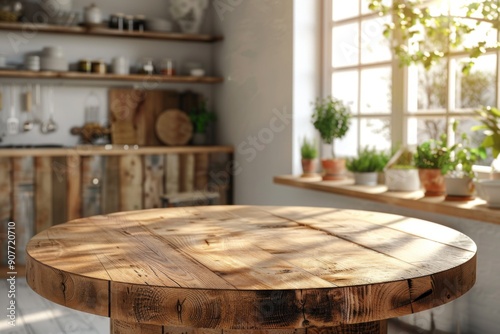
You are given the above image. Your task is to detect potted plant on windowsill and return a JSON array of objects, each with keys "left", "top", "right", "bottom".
[
  {"left": 311, "top": 96, "right": 352, "bottom": 180},
  {"left": 300, "top": 137, "right": 318, "bottom": 178},
  {"left": 473, "top": 106, "right": 500, "bottom": 179},
  {"left": 445, "top": 124, "right": 487, "bottom": 200},
  {"left": 385, "top": 147, "right": 420, "bottom": 192},
  {"left": 347, "top": 147, "right": 389, "bottom": 186},
  {"left": 415, "top": 134, "right": 456, "bottom": 197},
  {"left": 189, "top": 100, "right": 216, "bottom": 146}
]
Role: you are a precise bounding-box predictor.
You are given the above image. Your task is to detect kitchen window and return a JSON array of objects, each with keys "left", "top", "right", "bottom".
[{"left": 324, "top": 0, "right": 499, "bottom": 164}]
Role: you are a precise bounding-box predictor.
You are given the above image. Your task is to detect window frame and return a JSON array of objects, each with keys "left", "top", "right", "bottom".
[{"left": 323, "top": 0, "right": 500, "bottom": 154}]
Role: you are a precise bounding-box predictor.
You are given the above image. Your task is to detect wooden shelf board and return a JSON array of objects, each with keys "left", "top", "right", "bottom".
[
  {"left": 0, "top": 145, "right": 234, "bottom": 157},
  {"left": 0, "top": 70, "right": 224, "bottom": 84},
  {"left": 0, "top": 22, "right": 223, "bottom": 42},
  {"left": 274, "top": 175, "right": 500, "bottom": 226}
]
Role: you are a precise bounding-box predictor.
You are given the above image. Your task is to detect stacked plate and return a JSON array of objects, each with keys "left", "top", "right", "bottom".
[{"left": 40, "top": 46, "right": 68, "bottom": 71}]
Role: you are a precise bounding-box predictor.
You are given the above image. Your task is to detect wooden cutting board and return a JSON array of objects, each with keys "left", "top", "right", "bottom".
[
  {"left": 108, "top": 89, "right": 200, "bottom": 146},
  {"left": 155, "top": 109, "right": 193, "bottom": 146}
]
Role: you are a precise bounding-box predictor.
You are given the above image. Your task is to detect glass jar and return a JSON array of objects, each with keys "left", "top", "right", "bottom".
[
  {"left": 78, "top": 59, "right": 91, "bottom": 73},
  {"left": 160, "top": 58, "right": 175, "bottom": 76},
  {"left": 109, "top": 13, "right": 125, "bottom": 30},
  {"left": 137, "top": 57, "right": 155, "bottom": 75},
  {"left": 91, "top": 60, "right": 106, "bottom": 74}
]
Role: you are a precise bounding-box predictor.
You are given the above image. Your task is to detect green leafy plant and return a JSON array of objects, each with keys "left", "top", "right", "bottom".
[
  {"left": 368, "top": 0, "right": 500, "bottom": 73},
  {"left": 311, "top": 96, "right": 351, "bottom": 158},
  {"left": 189, "top": 100, "right": 216, "bottom": 134},
  {"left": 386, "top": 147, "right": 417, "bottom": 169},
  {"left": 347, "top": 147, "right": 390, "bottom": 173},
  {"left": 414, "top": 134, "right": 456, "bottom": 174},
  {"left": 473, "top": 106, "right": 500, "bottom": 158},
  {"left": 300, "top": 137, "right": 318, "bottom": 160}
]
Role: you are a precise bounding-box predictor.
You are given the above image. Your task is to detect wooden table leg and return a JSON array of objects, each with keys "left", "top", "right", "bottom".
[{"left": 111, "top": 320, "right": 387, "bottom": 334}]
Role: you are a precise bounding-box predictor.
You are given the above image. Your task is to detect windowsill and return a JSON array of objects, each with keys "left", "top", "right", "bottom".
[{"left": 274, "top": 175, "right": 500, "bottom": 226}]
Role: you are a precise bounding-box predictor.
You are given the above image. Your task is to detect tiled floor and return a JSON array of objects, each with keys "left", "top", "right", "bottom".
[{"left": 0, "top": 278, "right": 109, "bottom": 334}]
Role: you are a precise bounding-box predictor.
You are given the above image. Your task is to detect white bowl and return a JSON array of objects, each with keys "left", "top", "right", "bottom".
[
  {"left": 40, "top": 57, "right": 68, "bottom": 71},
  {"left": 475, "top": 180, "right": 500, "bottom": 208},
  {"left": 190, "top": 68, "right": 205, "bottom": 77}
]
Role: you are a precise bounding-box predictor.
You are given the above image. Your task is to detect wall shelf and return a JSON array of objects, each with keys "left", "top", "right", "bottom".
[
  {"left": 0, "top": 22, "right": 223, "bottom": 43},
  {"left": 274, "top": 175, "right": 500, "bottom": 226},
  {"left": 0, "top": 70, "right": 224, "bottom": 84}
]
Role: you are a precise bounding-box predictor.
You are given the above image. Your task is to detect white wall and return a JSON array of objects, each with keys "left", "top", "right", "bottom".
[
  {"left": 0, "top": 0, "right": 214, "bottom": 146},
  {"left": 212, "top": 0, "right": 322, "bottom": 203}
]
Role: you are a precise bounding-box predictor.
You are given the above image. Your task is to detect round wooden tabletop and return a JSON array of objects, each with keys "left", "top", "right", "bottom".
[{"left": 26, "top": 206, "right": 476, "bottom": 334}]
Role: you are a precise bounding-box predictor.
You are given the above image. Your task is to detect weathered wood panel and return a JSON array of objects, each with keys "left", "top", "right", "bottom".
[
  {"left": 12, "top": 157, "right": 35, "bottom": 265},
  {"left": 143, "top": 155, "right": 165, "bottom": 209},
  {"left": 165, "top": 154, "right": 179, "bottom": 195},
  {"left": 119, "top": 155, "right": 143, "bottom": 211},
  {"left": 82, "top": 156, "right": 103, "bottom": 217},
  {"left": 179, "top": 154, "right": 195, "bottom": 192},
  {"left": 0, "top": 157, "right": 12, "bottom": 266},
  {"left": 35, "top": 157, "right": 52, "bottom": 234},
  {"left": 67, "top": 154, "right": 82, "bottom": 221},
  {"left": 209, "top": 153, "right": 233, "bottom": 205},
  {"left": 51, "top": 156, "right": 68, "bottom": 225},
  {"left": 194, "top": 153, "right": 209, "bottom": 191},
  {"left": 102, "top": 156, "right": 120, "bottom": 215}
]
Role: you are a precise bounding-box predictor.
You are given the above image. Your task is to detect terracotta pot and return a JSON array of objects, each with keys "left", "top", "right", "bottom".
[
  {"left": 301, "top": 159, "right": 318, "bottom": 177},
  {"left": 321, "top": 158, "right": 346, "bottom": 180},
  {"left": 418, "top": 169, "right": 446, "bottom": 196}
]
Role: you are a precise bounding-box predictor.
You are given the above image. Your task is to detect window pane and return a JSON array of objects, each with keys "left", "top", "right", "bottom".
[
  {"left": 332, "top": 70, "right": 359, "bottom": 114},
  {"left": 416, "top": 62, "right": 447, "bottom": 112},
  {"left": 360, "top": 16, "right": 392, "bottom": 64},
  {"left": 332, "top": 0, "right": 359, "bottom": 21},
  {"left": 360, "top": 67, "right": 391, "bottom": 114},
  {"left": 453, "top": 117, "right": 491, "bottom": 166},
  {"left": 407, "top": 117, "right": 447, "bottom": 145},
  {"left": 360, "top": 118, "right": 391, "bottom": 151},
  {"left": 332, "top": 23, "right": 359, "bottom": 67},
  {"left": 454, "top": 54, "right": 496, "bottom": 110},
  {"left": 336, "top": 124, "right": 358, "bottom": 158}
]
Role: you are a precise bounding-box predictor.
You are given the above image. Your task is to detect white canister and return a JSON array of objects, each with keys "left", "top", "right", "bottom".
[
  {"left": 84, "top": 3, "right": 102, "bottom": 25},
  {"left": 112, "top": 56, "right": 129, "bottom": 75},
  {"left": 25, "top": 55, "right": 40, "bottom": 71}
]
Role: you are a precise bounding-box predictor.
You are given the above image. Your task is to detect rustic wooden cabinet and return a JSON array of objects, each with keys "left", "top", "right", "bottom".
[{"left": 0, "top": 146, "right": 234, "bottom": 271}]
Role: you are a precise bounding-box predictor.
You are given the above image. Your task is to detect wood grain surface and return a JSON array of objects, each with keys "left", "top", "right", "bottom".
[{"left": 26, "top": 206, "right": 476, "bottom": 333}]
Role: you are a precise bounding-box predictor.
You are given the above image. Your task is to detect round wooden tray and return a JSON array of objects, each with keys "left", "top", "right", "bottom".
[{"left": 155, "top": 109, "right": 193, "bottom": 146}]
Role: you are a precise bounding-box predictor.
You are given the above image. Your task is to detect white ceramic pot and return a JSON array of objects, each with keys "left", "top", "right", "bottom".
[
  {"left": 112, "top": 57, "right": 129, "bottom": 75},
  {"left": 84, "top": 3, "right": 102, "bottom": 25},
  {"left": 385, "top": 168, "right": 420, "bottom": 192},
  {"left": 353, "top": 172, "right": 378, "bottom": 186},
  {"left": 475, "top": 180, "right": 500, "bottom": 208},
  {"left": 444, "top": 176, "right": 475, "bottom": 197}
]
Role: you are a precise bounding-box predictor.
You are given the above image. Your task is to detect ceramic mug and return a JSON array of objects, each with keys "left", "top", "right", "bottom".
[{"left": 112, "top": 56, "right": 129, "bottom": 75}]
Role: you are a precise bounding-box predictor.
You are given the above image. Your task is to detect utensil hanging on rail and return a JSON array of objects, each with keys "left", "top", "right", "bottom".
[
  {"left": 41, "top": 86, "right": 58, "bottom": 134},
  {"left": 22, "top": 84, "right": 34, "bottom": 132},
  {"left": 6, "top": 85, "right": 19, "bottom": 135}
]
